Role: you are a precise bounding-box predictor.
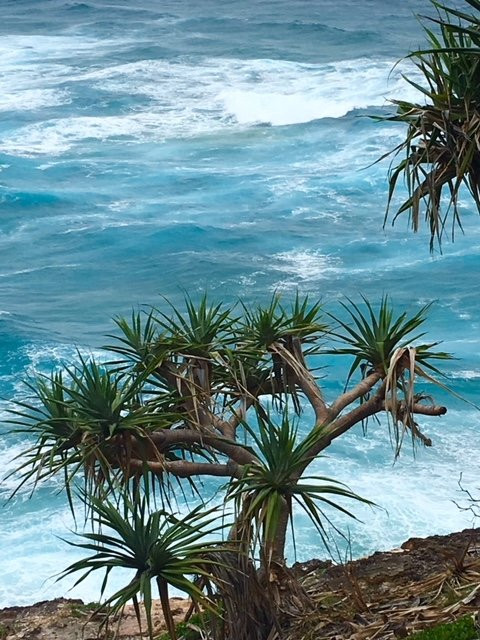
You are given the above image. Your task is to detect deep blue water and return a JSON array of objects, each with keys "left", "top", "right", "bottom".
[{"left": 0, "top": 0, "right": 479, "bottom": 606}]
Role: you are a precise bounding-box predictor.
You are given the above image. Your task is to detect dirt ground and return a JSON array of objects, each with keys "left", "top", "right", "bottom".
[
  {"left": 286, "top": 527, "right": 480, "bottom": 639},
  {"left": 1, "top": 528, "right": 479, "bottom": 640},
  {"left": 0, "top": 597, "right": 190, "bottom": 640}
]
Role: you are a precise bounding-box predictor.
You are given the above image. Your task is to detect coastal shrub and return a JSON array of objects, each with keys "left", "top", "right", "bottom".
[
  {"left": 61, "top": 496, "right": 226, "bottom": 640},
  {"left": 8, "top": 294, "right": 454, "bottom": 639},
  {"left": 156, "top": 613, "right": 207, "bottom": 640},
  {"left": 407, "top": 615, "right": 477, "bottom": 639}
]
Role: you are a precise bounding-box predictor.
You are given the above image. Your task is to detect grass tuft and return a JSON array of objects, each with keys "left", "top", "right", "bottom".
[{"left": 408, "top": 615, "right": 477, "bottom": 639}]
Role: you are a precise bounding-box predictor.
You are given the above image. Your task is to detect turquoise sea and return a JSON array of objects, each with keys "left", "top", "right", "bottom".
[{"left": 0, "top": 0, "right": 479, "bottom": 606}]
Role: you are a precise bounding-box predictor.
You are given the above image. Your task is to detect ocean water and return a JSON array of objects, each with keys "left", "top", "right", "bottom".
[{"left": 1, "top": 0, "right": 479, "bottom": 607}]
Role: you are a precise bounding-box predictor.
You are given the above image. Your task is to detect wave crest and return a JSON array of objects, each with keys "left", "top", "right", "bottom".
[{"left": 0, "top": 56, "right": 422, "bottom": 156}]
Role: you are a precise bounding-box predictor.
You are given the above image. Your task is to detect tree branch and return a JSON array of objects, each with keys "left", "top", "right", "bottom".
[
  {"left": 329, "top": 371, "right": 383, "bottom": 418},
  {"left": 301, "top": 382, "right": 387, "bottom": 468},
  {"left": 154, "top": 360, "right": 216, "bottom": 431},
  {"left": 303, "top": 391, "right": 447, "bottom": 467},
  {"left": 148, "top": 429, "right": 258, "bottom": 466},
  {"left": 270, "top": 342, "right": 330, "bottom": 423},
  {"left": 382, "top": 399, "right": 447, "bottom": 417},
  {"left": 405, "top": 401, "right": 447, "bottom": 417},
  {"left": 128, "top": 458, "right": 242, "bottom": 478},
  {"left": 381, "top": 399, "right": 447, "bottom": 447},
  {"left": 409, "top": 421, "right": 432, "bottom": 447}
]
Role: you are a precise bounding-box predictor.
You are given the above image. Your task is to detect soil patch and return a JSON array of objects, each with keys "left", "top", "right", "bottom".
[{"left": 1, "top": 528, "right": 479, "bottom": 640}]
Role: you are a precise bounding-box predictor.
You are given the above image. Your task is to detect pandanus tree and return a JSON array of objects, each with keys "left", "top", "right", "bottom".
[
  {"left": 9, "top": 294, "right": 452, "bottom": 639},
  {"left": 382, "top": 0, "right": 480, "bottom": 249}
]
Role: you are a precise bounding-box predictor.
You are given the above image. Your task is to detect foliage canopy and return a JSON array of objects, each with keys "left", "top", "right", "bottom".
[{"left": 8, "top": 293, "right": 452, "bottom": 639}]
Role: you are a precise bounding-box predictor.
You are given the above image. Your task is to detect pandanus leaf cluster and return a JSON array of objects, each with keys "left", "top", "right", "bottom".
[
  {"left": 381, "top": 0, "right": 480, "bottom": 249},
  {"left": 61, "top": 494, "right": 226, "bottom": 640},
  {"left": 228, "top": 411, "right": 374, "bottom": 562}
]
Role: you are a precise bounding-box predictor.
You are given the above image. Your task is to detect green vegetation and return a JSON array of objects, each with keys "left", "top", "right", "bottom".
[
  {"left": 69, "top": 601, "right": 100, "bottom": 619},
  {"left": 8, "top": 293, "right": 454, "bottom": 639},
  {"left": 156, "top": 613, "right": 207, "bottom": 640},
  {"left": 383, "top": 0, "right": 480, "bottom": 249},
  {"left": 62, "top": 497, "right": 225, "bottom": 640},
  {"left": 408, "top": 615, "right": 477, "bottom": 639}
]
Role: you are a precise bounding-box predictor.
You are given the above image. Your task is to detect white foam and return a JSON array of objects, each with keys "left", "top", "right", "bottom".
[
  {"left": 0, "top": 56, "right": 422, "bottom": 156},
  {"left": 0, "top": 341, "right": 110, "bottom": 411},
  {"left": 450, "top": 369, "right": 480, "bottom": 380},
  {"left": 0, "top": 484, "right": 201, "bottom": 607},
  {"left": 0, "top": 88, "right": 70, "bottom": 112},
  {"left": 0, "top": 37, "right": 79, "bottom": 113},
  {"left": 81, "top": 56, "right": 422, "bottom": 125},
  {"left": 220, "top": 58, "right": 421, "bottom": 125},
  {"left": 0, "top": 264, "right": 79, "bottom": 278},
  {"left": 0, "top": 34, "right": 121, "bottom": 60},
  {"left": 267, "top": 250, "right": 341, "bottom": 289},
  {"left": 0, "top": 33, "right": 131, "bottom": 116},
  {"left": 0, "top": 114, "right": 166, "bottom": 156},
  {"left": 0, "top": 502, "right": 136, "bottom": 607},
  {"left": 262, "top": 127, "right": 405, "bottom": 201},
  {"left": 289, "top": 410, "right": 480, "bottom": 561},
  {"left": 21, "top": 342, "right": 108, "bottom": 373},
  {"left": 0, "top": 438, "right": 52, "bottom": 496}
]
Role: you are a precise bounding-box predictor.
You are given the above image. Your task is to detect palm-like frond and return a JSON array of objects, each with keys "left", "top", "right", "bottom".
[
  {"left": 6, "top": 371, "right": 84, "bottom": 502},
  {"left": 152, "top": 293, "right": 236, "bottom": 358},
  {"left": 7, "top": 359, "right": 182, "bottom": 498},
  {"left": 105, "top": 309, "right": 159, "bottom": 367},
  {"left": 327, "top": 296, "right": 451, "bottom": 382},
  {"left": 210, "top": 345, "right": 271, "bottom": 401},
  {"left": 282, "top": 293, "right": 329, "bottom": 345},
  {"left": 238, "top": 293, "right": 327, "bottom": 350},
  {"left": 380, "top": 0, "right": 480, "bottom": 249},
  {"left": 60, "top": 492, "right": 229, "bottom": 640},
  {"left": 228, "top": 410, "right": 372, "bottom": 562},
  {"left": 236, "top": 295, "right": 327, "bottom": 412},
  {"left": 328, "top": 297, "right": 453, "bottom": 455},
  {"left": 239, "top": 295, "right": 288, "bottom": 350}
]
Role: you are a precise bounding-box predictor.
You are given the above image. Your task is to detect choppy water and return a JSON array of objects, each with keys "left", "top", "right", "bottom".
[{"left": 0, "top": 0, "right": 479, "bottom": 607}]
